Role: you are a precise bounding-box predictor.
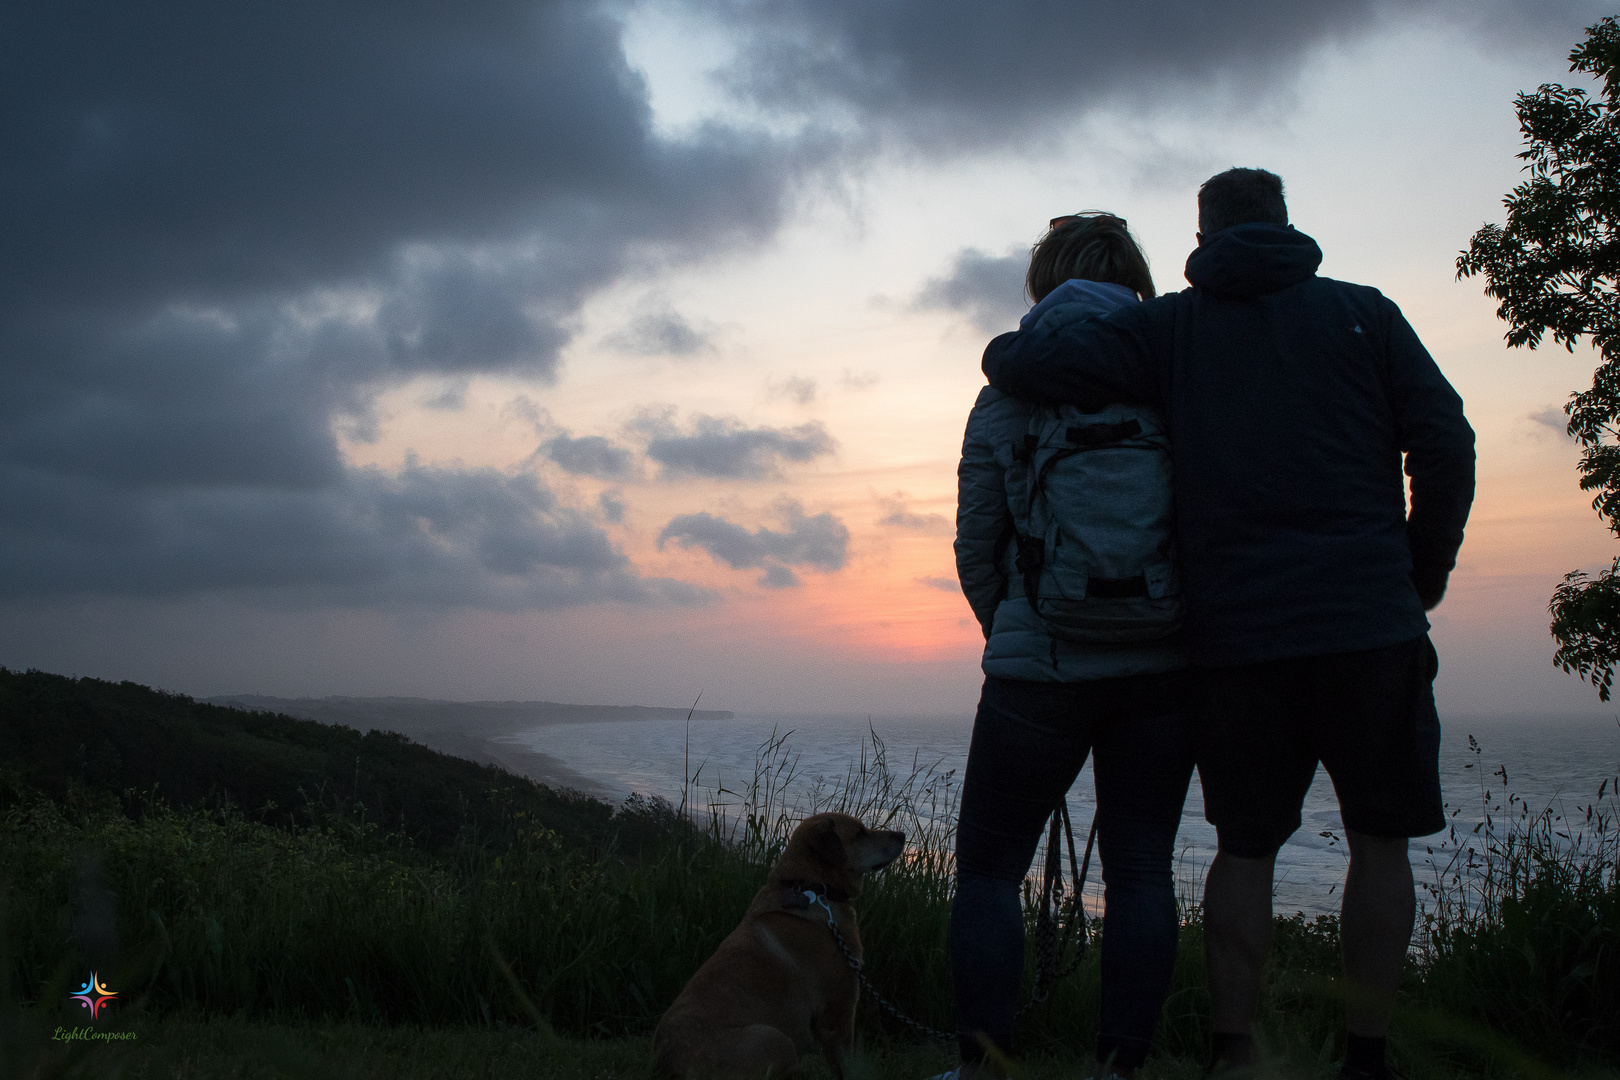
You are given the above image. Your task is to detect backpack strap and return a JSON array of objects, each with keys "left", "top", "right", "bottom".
[{"left": 1015, "top": 530, "right": 1044, "bottom": 606}]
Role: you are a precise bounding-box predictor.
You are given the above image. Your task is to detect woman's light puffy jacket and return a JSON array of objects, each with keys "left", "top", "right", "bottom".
[{"left": 955, "top": 280, "right": 1188, "bottom": 682}]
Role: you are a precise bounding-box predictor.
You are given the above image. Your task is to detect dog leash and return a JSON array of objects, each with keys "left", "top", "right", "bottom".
[
  {"left": 1025, "top": 801, "right": 1097, "bottom": 1011},
  {"left": 808, "top": 803, "right": 1097, "bottom": 1044},
  {"left": 808, "top": 890, "right": 957, "bottom": 1043}
]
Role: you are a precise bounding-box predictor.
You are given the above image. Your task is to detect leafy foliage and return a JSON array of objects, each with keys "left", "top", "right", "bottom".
[
  {"left": 1458, "top": 16, "right": 1620, "bottom": 699},
  {"left": 1548, "top": 562, "right": 1620, "bottom": 700}
]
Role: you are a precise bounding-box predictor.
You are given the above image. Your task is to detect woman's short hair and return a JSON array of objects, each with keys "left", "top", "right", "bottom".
[
  {"left": 1026, "top": 213, "right": 1155, "bottom": 303},
  {"left": 1197, "top": 168, "right": 1287, "bottom": 236}
]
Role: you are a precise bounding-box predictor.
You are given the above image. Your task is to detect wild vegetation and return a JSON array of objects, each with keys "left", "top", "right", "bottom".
[
  {"left": 1, "top": 669, "right": 1616, "bottom": 1079},
  {"left": 1459, "top": 15, "right": 1620, "bottom": 700}
]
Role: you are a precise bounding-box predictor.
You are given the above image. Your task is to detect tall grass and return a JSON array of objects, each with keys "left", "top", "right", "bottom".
[
  {"left": 2, "top": 725, "right": 1616, "bottom": 1074},
  {"left": 1412, "top": 737, "right": 1620, "bottom": 1066}
]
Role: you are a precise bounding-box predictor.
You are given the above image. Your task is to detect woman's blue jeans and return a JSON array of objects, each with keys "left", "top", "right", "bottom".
[{"left": 950, "top": 672, "right": 1193, "bottom": 1069}]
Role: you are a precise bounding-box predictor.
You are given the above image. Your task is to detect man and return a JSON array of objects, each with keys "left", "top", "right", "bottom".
[{"left": 980, "top": 168, "right": 1475, "bottom": 1078}]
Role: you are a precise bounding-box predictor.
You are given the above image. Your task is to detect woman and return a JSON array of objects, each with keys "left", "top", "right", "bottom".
[{"left": 948, "top": 213, "right": 1194, "bottom": 1077}]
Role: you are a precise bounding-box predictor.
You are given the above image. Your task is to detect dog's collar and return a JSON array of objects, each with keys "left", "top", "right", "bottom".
[{"left": 778, "top": 879, "right": 851, "bottom": 905}]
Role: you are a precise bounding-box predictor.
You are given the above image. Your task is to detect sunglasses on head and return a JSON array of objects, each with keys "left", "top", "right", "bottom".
[{"left": 1049, "top": 214, "right": 1126, "bottom": 230}]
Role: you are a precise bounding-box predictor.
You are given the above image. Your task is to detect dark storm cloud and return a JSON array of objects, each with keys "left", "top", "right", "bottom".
[
  {"left": 6, "top": 0, "right": 1597, "bottom": 610},
  {"left": 632, "top": 410, "right": 836, "bottom": 480},
  {"left": 657, "top": 499, "right": 850, "bottom": 588},
  {"left": 2, "top": 2, "right": 793, "bottom": 316},
  {"left": 703, "top": 0, "right": 1610, "bottom": 148},
  {"left": 0, "top": 460, "right": 711, "bottom": 608},
  {"left": 913, "top": 250, "right": 1029, "bottom": 334},
  {"left": 0, "top": 0, "right": 803, "bottom": 604},
  {"left": 376, "top": 254, "right": 575, "bottom": 377},
  {"left": 542, "top": 434, "right": 639, "bottom": 480}
]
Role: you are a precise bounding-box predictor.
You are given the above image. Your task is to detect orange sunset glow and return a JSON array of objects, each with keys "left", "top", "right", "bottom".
[{"left": 3, "top": 5, "right": 1617, "bottom": 722}]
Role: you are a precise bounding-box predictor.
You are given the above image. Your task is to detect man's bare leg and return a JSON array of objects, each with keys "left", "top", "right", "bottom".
[
  {"left": 1203, "top": 848, "right": 1277, "bottom": 1056},
  {"left": 1340, "top": 830, "right": 1415, "bottom": 1038}
]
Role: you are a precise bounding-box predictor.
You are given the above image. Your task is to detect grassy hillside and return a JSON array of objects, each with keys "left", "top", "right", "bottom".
[
  {"left": 0, "top": 668, "right": 654, "bottom": 856},
  {"left": 1, "top": 667, "right": 1616, "bottom": 1079}
]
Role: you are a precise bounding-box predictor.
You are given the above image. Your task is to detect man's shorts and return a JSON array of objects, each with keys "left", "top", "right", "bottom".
[{"left": 1196, "top": 633, "right": 1444, "bottom": 858}]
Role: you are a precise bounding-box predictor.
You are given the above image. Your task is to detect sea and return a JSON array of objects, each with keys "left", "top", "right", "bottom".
[{"left": 502, "top": 710, "right": 1619, "bottom": 918}]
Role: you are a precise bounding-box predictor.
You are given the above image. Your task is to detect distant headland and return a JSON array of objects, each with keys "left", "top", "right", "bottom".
[{"left": 204, "top": 694, "right": 734, "bottom": 797}]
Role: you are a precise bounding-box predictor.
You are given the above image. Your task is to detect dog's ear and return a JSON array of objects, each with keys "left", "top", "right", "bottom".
[{"left": 808, "top": 817, "right": 845, "bottom": 868}]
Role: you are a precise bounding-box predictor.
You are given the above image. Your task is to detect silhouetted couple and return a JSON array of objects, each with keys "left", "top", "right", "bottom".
[{"left": 948, "top": 169, "right": 1474, "bottom": 1079}]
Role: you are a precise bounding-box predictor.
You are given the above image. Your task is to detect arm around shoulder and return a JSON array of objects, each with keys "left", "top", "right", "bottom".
[{"left": 981, "top": 300, "right": 1166, "bottom": 407}]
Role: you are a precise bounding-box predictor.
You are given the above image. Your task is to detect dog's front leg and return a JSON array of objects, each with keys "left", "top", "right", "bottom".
[{"left": 812, "top": 1001, "right": 857, "bottom": 1080}]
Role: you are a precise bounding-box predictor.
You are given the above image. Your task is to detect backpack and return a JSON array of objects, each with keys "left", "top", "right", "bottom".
[{"left": 997, "top": 402, "right": 1184, "bottom": 643}]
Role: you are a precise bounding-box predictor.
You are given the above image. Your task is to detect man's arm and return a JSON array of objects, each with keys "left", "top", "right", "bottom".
[
  {"left": 981, "top": 300, "right": 1167, "bottom": 407},
  {"left": 1383, "top": 299, "right": 1476, "bottom": 610}
]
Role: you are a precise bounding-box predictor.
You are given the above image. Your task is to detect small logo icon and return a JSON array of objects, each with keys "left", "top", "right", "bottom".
[{"left": 69, "top": 972, "right": 116, "bottom": 1018}]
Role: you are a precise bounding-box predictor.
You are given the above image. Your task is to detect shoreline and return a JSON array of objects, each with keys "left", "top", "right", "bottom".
[{"left": 482, "top": 735, "right": 622, "bottom": 800}]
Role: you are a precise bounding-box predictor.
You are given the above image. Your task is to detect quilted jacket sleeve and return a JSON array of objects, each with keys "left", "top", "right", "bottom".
[
  {"left": 956, "top": 388, "right": 1012, "bottom": 638},
  {"left": 982, "top": 298, "right": 1168, "bottom": 408},
  {"left": 1380, "top": 295, "right": 1476, "bottom": 609}
]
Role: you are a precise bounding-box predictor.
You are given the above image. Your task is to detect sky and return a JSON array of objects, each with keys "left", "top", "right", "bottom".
[{"left": 4, "top": 0, "right": 1620, "bottom": 721}]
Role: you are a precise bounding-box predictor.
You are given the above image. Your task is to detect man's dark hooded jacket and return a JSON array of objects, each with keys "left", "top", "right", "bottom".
[{"left": 982, "top": 223, "right": 1475, "bottom": 667}]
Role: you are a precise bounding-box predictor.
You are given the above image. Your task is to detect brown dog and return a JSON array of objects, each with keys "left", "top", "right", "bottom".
[{"left": 653, "top": 812, "right": 907, "bottom": 1080}]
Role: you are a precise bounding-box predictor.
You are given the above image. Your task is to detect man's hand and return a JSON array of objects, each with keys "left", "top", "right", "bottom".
[
  {"left": 1411, "top": 569, "right": 1448, "bottom": 611},
  {"left": 981, "top": 331, "right": 1023, "bottom": 393}
]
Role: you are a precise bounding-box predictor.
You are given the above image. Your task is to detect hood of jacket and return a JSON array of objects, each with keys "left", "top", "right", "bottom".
[
  {"left": 1019, "top": 278, "right": 1139, "bottom": 330},
  {"left": 1183, "top": 223, "right": 1322, "bottom": 298}
]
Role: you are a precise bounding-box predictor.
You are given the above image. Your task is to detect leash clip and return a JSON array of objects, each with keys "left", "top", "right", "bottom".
[{"left": 805, "top": 890, "right": 835, "bottom": 926}]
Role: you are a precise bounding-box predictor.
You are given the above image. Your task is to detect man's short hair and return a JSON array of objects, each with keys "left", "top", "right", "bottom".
[{"left": 1198, "top": 168, "right": 1287, "bottom": 236}]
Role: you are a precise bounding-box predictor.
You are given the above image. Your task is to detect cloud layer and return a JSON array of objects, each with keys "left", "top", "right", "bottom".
[
  {"left": 913, "top": 249, "right": 1029, "bottom": 334},
  {"left": 1, "top": 459, "right": 709, "bottom": 608},
  {"left": 603, "top": 307, "right": 718, "bottom": 358},
  {"left": 706, "top": 0, "right": 1599, "bottom": 148},
  {"left": 633, "top": 410, "right": 837, "bottom": 480},
  {"left": 876, "top": 493, "right": 951, "bottom": 534},
  {"left": 4, "top": 0, "right": 1599, "bottom": 610},
  {"left": 0, "top": 0, "right": 804, "bottom": 606},
  {"left": 657, "top": 499, "right": 850, "bottom": 587},
  {"left": 542, "top": 434, "right": 639, "bottom": 480}
]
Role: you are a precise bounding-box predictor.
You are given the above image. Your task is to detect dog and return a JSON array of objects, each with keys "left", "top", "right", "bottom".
[{"left": 653, "top": 812, "right": 907, "bottom": 1080}]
